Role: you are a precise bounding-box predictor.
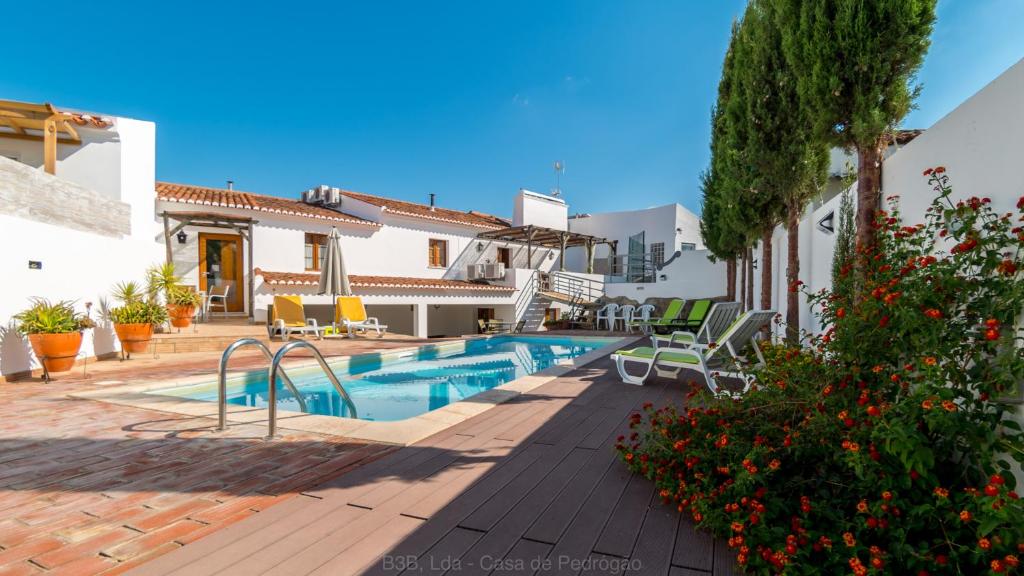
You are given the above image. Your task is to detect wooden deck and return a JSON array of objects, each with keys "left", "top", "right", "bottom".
[{"left": 129, "top": 356, "right": 735, "bottom": 576}]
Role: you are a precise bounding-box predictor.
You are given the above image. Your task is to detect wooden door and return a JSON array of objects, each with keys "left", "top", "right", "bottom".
[{"left": 199, "top": 233, "right": 244, "bottom": 312}]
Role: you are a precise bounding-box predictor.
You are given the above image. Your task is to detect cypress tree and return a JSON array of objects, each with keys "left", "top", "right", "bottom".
[{"left": 777, "top": 0, "right": 936, "bottom": 253}]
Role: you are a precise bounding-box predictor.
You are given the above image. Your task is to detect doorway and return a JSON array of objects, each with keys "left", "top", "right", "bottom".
[
  {"left": 199, "top": 233, "right": 244, "bottom": 312},
  {"left": 497, "top": 247, "right": 511, "bottom": 268}
]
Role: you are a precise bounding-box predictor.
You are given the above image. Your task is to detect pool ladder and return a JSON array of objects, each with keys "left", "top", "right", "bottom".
[{"left": 217, "top": 338, "right": 358, "bottom": 440}]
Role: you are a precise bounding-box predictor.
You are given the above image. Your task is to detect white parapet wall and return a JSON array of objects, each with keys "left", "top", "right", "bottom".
[{"left": 605, "top": 249, "right": 726, "bottom": 301}]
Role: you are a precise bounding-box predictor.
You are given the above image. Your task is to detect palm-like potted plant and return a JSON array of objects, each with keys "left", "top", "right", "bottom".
[
  {"left": 149, "top": 263, "right": 200, "bottom": 328},
  {"left": 14, "top": 299, "right": 94, "bottom": 374},
  {"left": 108, "top": 281, "right": 168, "bottom": 354}
]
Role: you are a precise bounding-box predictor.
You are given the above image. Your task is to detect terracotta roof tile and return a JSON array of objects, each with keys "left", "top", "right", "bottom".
[
  {"left": 254, "top": 269, "right": 514, "bottom": 292},
  {"left": 157, "top": 182, "right": 379, "bottom": 227},
  {"left": 340, "top": 190, "right": 509, "bottom": 229}
]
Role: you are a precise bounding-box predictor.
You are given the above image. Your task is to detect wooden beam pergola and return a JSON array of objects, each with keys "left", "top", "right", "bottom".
[
  {"left": 0, "top": 100, "right": 108, "bottom": 175},
  {"left": 161, "top": 211, "right": 259, "bottom": 323},
  {"left": 476, "top": 225, "right": 613, "bottom": 273}
]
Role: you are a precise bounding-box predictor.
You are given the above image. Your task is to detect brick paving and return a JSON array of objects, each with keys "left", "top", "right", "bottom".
[{"left": 0, "top": 335, "right": 448, "bottom": 575}]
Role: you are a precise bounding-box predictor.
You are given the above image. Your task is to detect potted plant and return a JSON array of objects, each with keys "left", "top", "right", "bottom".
[
  {"left": 147, "top": 262, "right": 200, "bottom": 329},
  {"left": 13, "top": 299, "right": 94, "bottom": 374},
  {"left": 165, "top": 286, "right": 201, "bottom": 328},
  {"left": 108, "top": 281, "right": 168, "bottom": 354}
]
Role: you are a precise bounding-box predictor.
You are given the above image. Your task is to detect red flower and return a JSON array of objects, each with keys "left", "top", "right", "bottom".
[
  {"left": 935, "top": 166, "right": 946, "bottom": 174},
  {"left": 985, "top": 328, "right": 1000, "bottom": 341},
  {"left": 923, "top": 168, "right": 933, "bottom": 176},
  {"left": 924, "top": 308, "right": 942, "bottom": 319}
]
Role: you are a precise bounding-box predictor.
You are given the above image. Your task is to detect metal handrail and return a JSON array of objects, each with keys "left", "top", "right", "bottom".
[
  {"left": 267, "top": 340, "right": 358, "bottom": 439},
  {"left": 217, "top": 338, "right": 307, "bottom": 431}
]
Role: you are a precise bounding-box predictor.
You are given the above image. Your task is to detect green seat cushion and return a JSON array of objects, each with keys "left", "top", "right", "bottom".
[
  {"left": 685, "top": 300, "right": 711, "bottom": 324},
  {"left": 615, "top": 346, "right": 699, "bottom": 365},
  {"left": 652, "top": 332, "right": 696, "bottom": 344}
]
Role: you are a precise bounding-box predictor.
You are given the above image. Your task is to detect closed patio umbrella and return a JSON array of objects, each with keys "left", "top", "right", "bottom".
[{"left": 318, "top": 227, "right": 351, "bottom": 299}]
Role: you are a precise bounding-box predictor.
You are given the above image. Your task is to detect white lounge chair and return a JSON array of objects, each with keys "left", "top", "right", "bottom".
[
  {"left": 269, "top": 295, "right": 323, "bottom": 341},
  {"left": 651, "top": 301, "right": 742, "bottom": 349},
  {"left": 595, "top": 303, "right": 618, "bottom": 331},
  {"left": 610, "top": 310, "right": 776, "bottom": 397},
  {"left": 334, "top": 296, "right": 387, "bottom": 338}
]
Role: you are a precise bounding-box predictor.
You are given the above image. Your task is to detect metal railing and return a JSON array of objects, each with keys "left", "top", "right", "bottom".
[
  {"left": 267, "top": 340, "right": 358, "bottom": 439},
  {"left": 541, "top": 272, "right": 605, "bottom": 302},
  {"left": 217, "top": 338, "right": 306, "bottom": 431}
]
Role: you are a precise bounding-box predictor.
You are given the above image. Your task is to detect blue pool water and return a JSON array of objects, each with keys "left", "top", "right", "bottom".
[{"left": 162, "top": 336, "right": 616, "bottom": 422}]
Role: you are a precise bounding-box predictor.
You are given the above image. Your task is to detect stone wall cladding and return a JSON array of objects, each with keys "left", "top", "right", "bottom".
[{"left": 0, "top": 156, "right": 131, "bottom": 237}]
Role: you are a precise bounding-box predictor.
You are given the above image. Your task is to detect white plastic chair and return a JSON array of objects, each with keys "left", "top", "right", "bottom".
[
  {"left": 628, "top": 304, "right": 656, "bottom": 333},
  {"left": 613, "top": 304, "right": 636, "bottom": 332},
  {"left": 595, "top": 303, "right": 618, "bottom": 331},
  {"left": 206, "top": 285, "right": 231, "bottom": 318}
]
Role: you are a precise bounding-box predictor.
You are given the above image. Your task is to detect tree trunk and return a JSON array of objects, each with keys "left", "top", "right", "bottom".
[
  {"left": 760, "top": 229, "right": 772, "bottom": 311},
  {"left": 740, "top": 251, "right": 748, "bottom": 310},
  {"left": 786, "top": 204, "right": 801, "bottom": 344},
  {"left": 746, "top": 247, "right": 754, "bottom": 312},
  {"left": 855, "top": 143, "right": 884, "bottom": 255},
  {"left": 726, "top": 258, "right": 737, "bottom": 301}
]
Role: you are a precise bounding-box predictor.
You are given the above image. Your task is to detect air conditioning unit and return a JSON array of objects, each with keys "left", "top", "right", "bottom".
[
  {"left": 483, "top": 263, "right": 506, "bottom": 279},
  {"left": 302, "top": 188, "right": 323, "bottom": 204},
  {"left": 466, "top": 264, "right": 484, "bottom": 281},
  {"left": 325, "top": 188, "right": 341, "bottom": 206}
]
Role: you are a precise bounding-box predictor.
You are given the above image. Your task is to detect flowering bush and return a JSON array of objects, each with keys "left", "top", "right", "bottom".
[{"left": 617, "top": 169, "right": 1024, "bottom": 574}]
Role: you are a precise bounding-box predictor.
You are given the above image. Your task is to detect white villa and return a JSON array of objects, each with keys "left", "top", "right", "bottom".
[{"left": 0, "top": 99, "right": 723, "bottom": 378}]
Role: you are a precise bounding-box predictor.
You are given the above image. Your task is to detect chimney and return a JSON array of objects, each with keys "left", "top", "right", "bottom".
[
  {"left": 429, "top": 193, "right": 436, "bottom": 211},
  {"left": 226, "top": 180, "right": 234, "bottom": 191}
]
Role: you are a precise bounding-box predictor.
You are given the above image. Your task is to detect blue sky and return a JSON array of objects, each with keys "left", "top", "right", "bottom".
[{"left": 3, "top": 1, "right": 1022, "bottom": 218}]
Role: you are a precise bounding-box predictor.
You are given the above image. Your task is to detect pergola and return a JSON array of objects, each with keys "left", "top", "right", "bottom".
[
  {"left": 476, "top": 225, "right": 616, "bottom": 273},
  {"left": 0, "top": 100, "right": 110, "bottom": 175},
  {"left": 161, "top": 211, "right": 258, "bottom": 322}
]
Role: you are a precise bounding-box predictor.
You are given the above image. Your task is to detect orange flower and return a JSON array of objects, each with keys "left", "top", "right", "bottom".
[
  {"left": 857, "top": 500, "right": 869, "bottom": 513},
  {"left": 924, "top": 356, "right": 937, "bottom": 366},
  {"left": 960, "top": 510, "right": 973, "bottom": 522},
  {"left": 934, "top": 487, "right": 949, "bottom": 498},
  {"left": 922, "top": 399, "right": 934, "bottom": 410},
  {"left": 942, "top": 400, "right": 957, "bottom": 412},
  {"left": 843, "top": 532, "right": 856, "bottom": 547},
  {"left": 980, "top": 537, "right": 992, "bottom": 550}
]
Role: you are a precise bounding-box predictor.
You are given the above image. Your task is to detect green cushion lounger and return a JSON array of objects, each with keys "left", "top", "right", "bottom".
[
  {"left": 611, "top": 309, "right": 776, "bottom": 397},
  {"left": 630, "top": 299, "right": 686, "bottom": 333},
  {"left": 668, "top": 299, "right": 712, "bottom": 331},
  {"left": 652, "top": 301, "right": 742, "bottom": 350}
]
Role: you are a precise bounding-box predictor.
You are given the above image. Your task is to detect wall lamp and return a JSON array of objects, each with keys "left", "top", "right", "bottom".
[
  {"left": 176, "top": 230, "right": 188, "bottom": 244},
  {"left": 476, "top": 242, "right": 484, "bottom": 252}
]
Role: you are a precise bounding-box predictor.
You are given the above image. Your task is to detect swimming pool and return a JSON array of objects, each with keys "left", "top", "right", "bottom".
[{"left": 161, "top": 335, "right": 617, "bottom": 422}]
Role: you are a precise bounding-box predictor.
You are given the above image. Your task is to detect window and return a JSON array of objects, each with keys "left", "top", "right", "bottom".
[
  {"left": 428, "top": 239, "right": 448, "bottom": 267},
  {"left": 651, "top": 242, "right": 665, "bottom": 268},
  {"left": 680, "top": 242, "right": 696, "bottom": 252},
  {"left": 304, "top": 233, "right": 327, "bottom": 271}
]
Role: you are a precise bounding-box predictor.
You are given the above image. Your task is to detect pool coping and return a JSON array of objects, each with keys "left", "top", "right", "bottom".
[{"left": 70, "top": 334, "right": 641, "bottom": 446}]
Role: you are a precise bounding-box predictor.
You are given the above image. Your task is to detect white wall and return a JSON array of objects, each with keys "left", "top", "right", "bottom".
[
  {"left": 1, "top": 116, "right": 162, "bottom": 378},
  {"left": 564, "top": 202, "right": 704, "bottom": 271},
  {"left": 513, "top": 190, "right": 568, "bottom": 230}
]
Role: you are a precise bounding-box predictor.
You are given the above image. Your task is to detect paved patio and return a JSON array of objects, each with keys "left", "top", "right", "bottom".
[{"left": 128, "top": 356, "right": 736, "bottom": 576}]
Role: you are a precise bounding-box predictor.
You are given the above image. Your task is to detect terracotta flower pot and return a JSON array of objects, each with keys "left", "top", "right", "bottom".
[
  {"left": 114, "top": 323, "right": 154, "bottom": 354},
  {"left": 27, "top": 332, "right": 84, "bottom": 374},
  {"left": 167, "top": 304, "right": 195, "bottom": 328}
]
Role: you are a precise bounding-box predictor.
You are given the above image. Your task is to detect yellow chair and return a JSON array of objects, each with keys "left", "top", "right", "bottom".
[
  {"left": 334, "top": 296, "right": 387, "bottom": 338},
  {"left": 269, "top": 295, "right": 323, "bottom": 341}
]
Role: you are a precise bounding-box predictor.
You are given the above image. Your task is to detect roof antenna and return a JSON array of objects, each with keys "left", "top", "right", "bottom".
[{"left": 551, "top": 161, "right": 564, "bottom": 197}]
